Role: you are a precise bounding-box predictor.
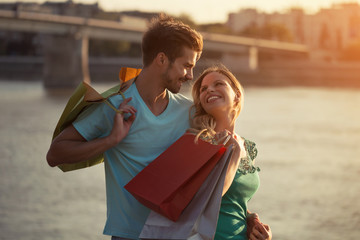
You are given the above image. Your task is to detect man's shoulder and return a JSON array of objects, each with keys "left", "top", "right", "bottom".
[
  {"left": 170, "top": 92, "right": 193, "bottom": 106},
  {"left": 108, "top": 82, "right": 137, "bottom": 102}
]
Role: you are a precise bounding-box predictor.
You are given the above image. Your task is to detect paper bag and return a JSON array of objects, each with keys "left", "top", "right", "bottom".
[
  {"left": 51, "top": 67, "right": 141, "bottom": 172},
  {"left": 124, "top": 133, "right": 226, "bottom": 222},
  {"left": 139, "top": 145, "right": 234, "bottom": 240}
]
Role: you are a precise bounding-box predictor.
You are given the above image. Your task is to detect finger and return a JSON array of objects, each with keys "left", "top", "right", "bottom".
[
  {"left": 124, "top": 97, "right": 132, "bottom": 104},
  {"left": 127, "top": 113, "right": 136, "bottom": 123},
  {"left": 253, "top": 227, "right": 267, "bottom": 240},
  {"left": 248, "top": 213, "right": 260, "bottom": 222},
  {"left": 248, "top": 233, "right": 255, "bottom": 240},
  {"left": 255, "top": 223, "right": 268, "bottom": 234},
  {"left": 262, "top": 224, "right": 271, "bottom": 239},
  {"left": 249, "top": 232, "right": 259, "bottom": 240},
  {"left": 255, "top": 224, "right": 270, "bottom": 239},
  {"left": 119, "top": 97, "right": 132, "bottom": 108},
  {"left": 120, "top": 105, "right": 134, "bottom": 113},
  {"left": 119, "top": 105, "right": 137, "bottom": 115},
  {"left": 129, "top": 106, "right": 137, "bottom": 113}
]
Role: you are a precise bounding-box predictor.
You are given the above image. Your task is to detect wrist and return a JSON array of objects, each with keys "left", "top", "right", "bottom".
[{"left": 105, "top": 134, "right": 121, "bottom": 148}]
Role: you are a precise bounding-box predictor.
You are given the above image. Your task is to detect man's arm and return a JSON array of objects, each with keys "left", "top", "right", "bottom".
[
  {"left": 46, "top": 97, "right": 136, "bottom": 167},
  {"left": 46, "top": 125, "right": 116, "bottom": 167}
]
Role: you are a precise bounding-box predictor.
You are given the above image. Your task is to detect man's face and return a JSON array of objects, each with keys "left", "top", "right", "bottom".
[{"left": 162, "top": 47, "right": 199, "bottom": 93}]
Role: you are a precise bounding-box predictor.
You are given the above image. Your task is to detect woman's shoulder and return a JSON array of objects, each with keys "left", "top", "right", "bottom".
[
  {"left": 240, "top": 137, "right": 258, "bottom": 161},
  {"left": 235, "top": 135, "right": 260, "bottom": 174}
]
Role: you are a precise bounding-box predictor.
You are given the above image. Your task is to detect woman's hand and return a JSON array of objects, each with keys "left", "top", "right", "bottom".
[
  {"left": 108, "top": 97, "right": 136, "bottom": 146},
  {"left": 248, "top": 223, "right": 272, "bottom": 240},
  {"left": 246, "top": 212, "right": 260, "bottom": 235},
  {"left": 247, "top": 213, "right": 272, "bottom": 240}
]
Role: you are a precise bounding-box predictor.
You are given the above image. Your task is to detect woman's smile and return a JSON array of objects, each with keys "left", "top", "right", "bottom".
[{"left": 207, "top": 94, "right": 222, "bottom": 103}]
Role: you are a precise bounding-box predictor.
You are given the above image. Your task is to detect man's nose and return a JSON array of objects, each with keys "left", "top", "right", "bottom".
[{"left": 185, "top": 69, "right": 193, "bottom": 80}]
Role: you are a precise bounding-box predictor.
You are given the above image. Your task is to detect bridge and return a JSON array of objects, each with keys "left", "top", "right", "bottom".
[{"left": 0, "top": 9, "right": 308, "bottom": 88}]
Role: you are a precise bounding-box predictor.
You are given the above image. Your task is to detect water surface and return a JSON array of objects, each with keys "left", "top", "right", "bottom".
[{"left": 0, "top": 81, "right": 359, "bottom": 240}]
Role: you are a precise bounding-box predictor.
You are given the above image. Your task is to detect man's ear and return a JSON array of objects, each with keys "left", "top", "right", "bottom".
[{"left": 156, "top": 52, "right": 167, "bottom": 66}]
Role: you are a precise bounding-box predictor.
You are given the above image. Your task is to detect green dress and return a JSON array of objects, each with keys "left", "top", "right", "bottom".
[{"left": 215, "top": 139, "right": 260, "bottom": 240}]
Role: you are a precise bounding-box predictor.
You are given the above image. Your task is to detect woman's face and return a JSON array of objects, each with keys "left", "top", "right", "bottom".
[{"left": 199, "top": 71, "right": 238, "bottom": 117}]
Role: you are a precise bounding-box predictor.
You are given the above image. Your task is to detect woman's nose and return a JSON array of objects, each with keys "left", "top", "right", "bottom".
[{"left": 207, "top": 85, "right": 215, "bottom": 92}]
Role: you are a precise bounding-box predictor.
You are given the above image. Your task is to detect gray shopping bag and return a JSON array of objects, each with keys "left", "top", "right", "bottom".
[{"left": 139, "top": 144, "right": 234, "bottom": 240}]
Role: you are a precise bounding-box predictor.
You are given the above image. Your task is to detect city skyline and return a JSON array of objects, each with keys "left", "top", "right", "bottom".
[{"left": 10, "top": 0, "right": 360, "bottom": 24}]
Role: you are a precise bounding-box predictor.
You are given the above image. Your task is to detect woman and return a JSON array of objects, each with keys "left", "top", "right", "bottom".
[{"left": 190, "top": 65, "right": 272, "bottom": 240}]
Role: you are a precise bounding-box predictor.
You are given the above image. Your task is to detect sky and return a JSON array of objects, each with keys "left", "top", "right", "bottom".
[{"left": 12, "top": 0, "right": 360, "bottom": 23}]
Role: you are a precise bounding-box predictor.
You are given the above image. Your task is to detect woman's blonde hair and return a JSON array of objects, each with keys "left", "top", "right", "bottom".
[{"left": 189, "top": 64, "right": 244, "bottom": 142}]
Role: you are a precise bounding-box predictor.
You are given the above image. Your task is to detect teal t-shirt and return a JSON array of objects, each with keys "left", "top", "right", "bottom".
[
  {"left": 73, "top": 83, "right": 192, "bottom": 239},
  {"left": 215, "top": 139, "right": 260, "bottom": 240}
]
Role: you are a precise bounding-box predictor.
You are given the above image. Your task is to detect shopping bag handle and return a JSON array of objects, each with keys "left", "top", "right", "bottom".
[
  {"left": 213, "top": 131, "right": 232, "bottom": 145},
  {"left": 83, "top": 67, "right": 141, "bottom": 113},
  {"left": 83, "top": 67, "right": 141, "bottom": 102},
  {"left": 222, "top": 134, "right": 231, "bottom": 145}
]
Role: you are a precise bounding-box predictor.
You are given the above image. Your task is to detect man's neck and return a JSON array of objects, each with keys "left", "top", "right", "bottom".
[{"left": 135, "top": 69, "right": 169, "bottom": 116}]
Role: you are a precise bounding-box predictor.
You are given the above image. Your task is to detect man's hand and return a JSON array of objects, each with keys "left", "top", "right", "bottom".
[{"left": 108, "top": 97, "right": 137, "bottom": 146}]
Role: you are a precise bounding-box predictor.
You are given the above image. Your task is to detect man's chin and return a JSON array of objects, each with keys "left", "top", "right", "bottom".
[
  {"left": 167, "top": 83, "right": 182, "bottom": 94},
  {"left": 168, "top": 88, "right": 180, "bottom": 94}
]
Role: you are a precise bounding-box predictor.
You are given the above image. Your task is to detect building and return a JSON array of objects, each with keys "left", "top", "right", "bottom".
[{"left": 227, "top": 3, "right": 360, "bottom": 52}]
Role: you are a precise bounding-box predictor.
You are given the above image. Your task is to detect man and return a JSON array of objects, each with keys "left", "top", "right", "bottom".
[{"left": 46, "top": 14, "right": 203, "bottom": 239}]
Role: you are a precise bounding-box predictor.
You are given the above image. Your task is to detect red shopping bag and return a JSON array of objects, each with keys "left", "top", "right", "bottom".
[{"left": 124, "top": 133, "right": 227, "bottom": 222}]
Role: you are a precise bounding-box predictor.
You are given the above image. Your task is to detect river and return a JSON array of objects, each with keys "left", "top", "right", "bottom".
[{"left": 0, "top": 80, "right": 359, "bottom": 240}]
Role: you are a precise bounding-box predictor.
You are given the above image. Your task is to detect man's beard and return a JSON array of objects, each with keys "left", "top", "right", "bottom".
[{"left": 162, "top": 65, "right": 183, "bottom": 94}]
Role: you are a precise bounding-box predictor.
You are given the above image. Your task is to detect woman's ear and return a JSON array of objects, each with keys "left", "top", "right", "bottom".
[{"left": 234, "top": 91, "right": 241, "bottom": 103}]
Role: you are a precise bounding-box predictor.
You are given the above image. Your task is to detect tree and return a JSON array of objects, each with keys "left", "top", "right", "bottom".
[
  {"left": 240, "top": 23, "right": 294, "bottom": 42},
  {"left": 198, "top": 23, "right": 233, "bottom": 35},
  {"left": 176, "top": 14, "right": 197, "bottom": 29}
]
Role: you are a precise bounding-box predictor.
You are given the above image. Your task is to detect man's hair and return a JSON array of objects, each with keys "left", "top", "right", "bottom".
[{"left": 142, "top": 14, "right": 203, "bottom": 67}]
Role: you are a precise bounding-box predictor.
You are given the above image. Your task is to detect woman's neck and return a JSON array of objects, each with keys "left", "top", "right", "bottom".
[{"left": 214, "top": 116, "right": 235, "bottom": 134}]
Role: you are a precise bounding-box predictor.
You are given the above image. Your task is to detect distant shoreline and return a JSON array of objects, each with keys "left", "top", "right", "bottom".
[{"left": 1, "top": 56, "right": 360, "bottom": 89}]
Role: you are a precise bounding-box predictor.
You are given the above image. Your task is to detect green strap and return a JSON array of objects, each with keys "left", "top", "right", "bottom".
[
  {"left": 104, "top": 86, "right": 126, "bottom": 114},
  {"left": 105, "top": 100, "right": 123, "bottom": 114}
]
